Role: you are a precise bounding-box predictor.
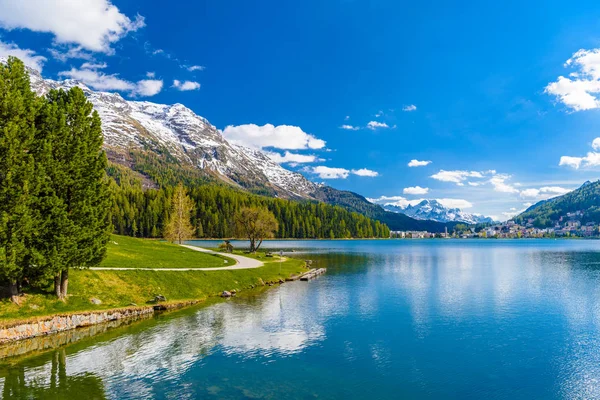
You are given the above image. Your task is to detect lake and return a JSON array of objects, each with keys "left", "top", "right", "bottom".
[{"left": 2, "top": 239, "right": 600, "bottom": 399}]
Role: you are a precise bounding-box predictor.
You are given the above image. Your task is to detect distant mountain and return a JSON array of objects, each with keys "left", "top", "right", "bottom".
[
  {"left": 16, "top": 60, "right": 457, "bottom": 232},
  {"left": 381, "top": 199, "right": 495, "bottom": 224},
  {"left": 514, "top": 180, "right": 598, "bottom": 227}
]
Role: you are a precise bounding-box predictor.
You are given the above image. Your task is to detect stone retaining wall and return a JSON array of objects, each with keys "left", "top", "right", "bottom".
[
  {"left": 0, "top": 300, "right": 201, "bottom": 345},
  {"left": 0, "top": 307, "right": 155, "bottom": 345}
]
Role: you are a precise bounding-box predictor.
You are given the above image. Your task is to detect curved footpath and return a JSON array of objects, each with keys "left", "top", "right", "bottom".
[{"left": 89, "top": 245, "right": 264, "bottom": 271}]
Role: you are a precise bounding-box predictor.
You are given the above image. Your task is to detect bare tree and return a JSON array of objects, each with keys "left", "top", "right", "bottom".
[
  {"left": 164, "top": 184, "right": 196, "bottom": 244},
  {"left": 234, "top": 207, "right": 278, "bottom": 252}
]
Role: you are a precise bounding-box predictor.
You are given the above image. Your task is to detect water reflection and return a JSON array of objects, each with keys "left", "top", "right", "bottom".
[{"left": 3, "top": 241, "right": 600, "bottom": 399}]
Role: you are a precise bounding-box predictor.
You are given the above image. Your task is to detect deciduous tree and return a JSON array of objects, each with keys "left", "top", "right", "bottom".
[{"left": 234, "top": 207, "right": 278, "bottom": 252}]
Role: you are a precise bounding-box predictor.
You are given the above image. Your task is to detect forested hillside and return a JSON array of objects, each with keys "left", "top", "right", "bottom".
[
  {"left": 513, "top": 181, "right": 600, "bottom": 227},
  {"left": 108, "top": 161, "right": 390, "bottom": 239}
]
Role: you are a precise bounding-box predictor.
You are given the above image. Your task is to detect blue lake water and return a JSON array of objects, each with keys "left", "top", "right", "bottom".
[{"left": 3, "top": 239, "right": 600, "bottom": 399}]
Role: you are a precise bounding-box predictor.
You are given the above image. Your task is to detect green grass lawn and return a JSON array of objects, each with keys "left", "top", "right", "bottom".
[
  {"left": 0, "top": 236, "right": 308, "bottom": 323},
  {"left": 100, "top": 235, "right": 234, "bottom": 269}
]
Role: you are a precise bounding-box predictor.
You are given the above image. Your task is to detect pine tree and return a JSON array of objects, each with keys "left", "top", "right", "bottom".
[
  {"left": 0, "top": 57, "right": 39, "bottom": 303},
  {"left": 33, "top": 87, "right": 111, "bottom": 299},
  {"left": 164, "top": 183, "right": 195, "bottom": 244}
]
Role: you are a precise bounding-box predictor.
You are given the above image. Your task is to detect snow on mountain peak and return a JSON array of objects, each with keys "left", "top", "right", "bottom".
[{"left": 22, "top": 64, "right": 320, "bottom": 199}]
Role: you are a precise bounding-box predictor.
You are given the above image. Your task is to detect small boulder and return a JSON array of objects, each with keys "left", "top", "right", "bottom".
[
  {"left": 221, "top": 291, "right": 232, "bottom": 298},
  {"left": 129, "top": 303, "right": 137, "bottom": 307},
  {"left": 278, "top": 278, "right": 284, "bottom": 284},
  {"left": 231, "top": 289, "right": 237, "bottom": 294},
  {"left": 90, "top": 298, "right": 102, "bottom": 305},
  {"left": 154, "top": 295, "right": 167, "bottom": 303}
]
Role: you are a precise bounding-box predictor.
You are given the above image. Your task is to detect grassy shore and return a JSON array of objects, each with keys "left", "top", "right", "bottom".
[
  {"left": 101, "top": 235, "right": 235, "bottom": 268},
  {"left": 0, "top": 235, "right": 307, "bottom": 323}
]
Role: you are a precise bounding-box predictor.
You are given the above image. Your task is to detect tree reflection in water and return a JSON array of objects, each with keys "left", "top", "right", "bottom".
[{"left": 1, "top": 348, "right": 107, "bottom": 400}]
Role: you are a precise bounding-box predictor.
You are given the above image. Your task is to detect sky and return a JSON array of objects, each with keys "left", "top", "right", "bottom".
[{"left": 2, "top": 1, "right": 600, "bottom": 220}]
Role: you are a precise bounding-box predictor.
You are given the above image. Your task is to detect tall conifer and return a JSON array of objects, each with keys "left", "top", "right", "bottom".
[{"left": 0, "top": 57, "right": 38, "bottom": 303}]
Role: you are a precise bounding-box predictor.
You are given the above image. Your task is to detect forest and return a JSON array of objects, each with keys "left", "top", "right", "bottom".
[{"left": 108, "top": 161, "right": 391, "bottom": 239}]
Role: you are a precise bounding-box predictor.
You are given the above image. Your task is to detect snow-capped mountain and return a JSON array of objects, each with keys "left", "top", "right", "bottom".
[
  {"left": 382, "top": 200, "right": 494, "bottom": 224},
  {"left": 23, "top": 64, "right": 320, "bottom": 199}
]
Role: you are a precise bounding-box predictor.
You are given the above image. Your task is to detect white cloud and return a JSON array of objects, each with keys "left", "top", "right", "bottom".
[
  {"left": 489, "top": 174, "right": 519, "bottom": 194},
  {"left": 267, "top": 151, "right": 319, "bottom": 164},
  {"left": 146, "top": 71, "right": 156, "bottom": 78},
  {"left": 403, "top": 104, "right": 417, "bottom": 112},
  {"left": 172, "top": 80, "right": 201, "bottom": 91},
  {"left": 430, "top": 170, "right": 486, "bottom": 185},
  {"left": 523, "top": 202, "right": 533, "bottom": 208},
  {"left": 545, "top": 49, "right": 600, "bottom": 111},
  {"left": 340, "top": 124, "right": 359, "bottom": 131},
  {"left": 222, "top": 124, "right": 326, "bottom": 150},
  {"left": 0, "top": 41, "right": 46, "bottom": 72},
  {"left": 48, "top": 46, "right": 94, "bottom": 62},
  {"left": 559, "top": 138, "right": 600, "bottom": 169},
  {"left": 59, "top": 65, "right": 163, "bottom": 97},
  {"left": 403, "top": 186, "right": 429, "bottom": 195},
  {"left": 185, "top": 65, "right": 205, "bottom": 72},
  {"left": 0, "top": 0, "right": 145, "bottom": 54},
  {"left": 351, "top": 168, "right": 379, "bottom": 177},
  {"left": 344, "top": 115, "right": 350, "bottom": 120},
  {"left": 520, "top": 186, "right": 571, "bottom": 199},
  {"left": 407, "top": 159, "right": 431, "bottom": 167},
  {"left": 367, "top": 121, "right": 389, "bottom": 130},
  {"left": 375, "top": 110, "right": 383, "bottom": 117},
  {"left": 310, "top": 166, "right": 349, "bottom": 179},
  {"left": 559, "top": 155, "right": 584, "bottom": 169},
  {"left": 135, "top": 79, "right": 163, "bottom": 96}
]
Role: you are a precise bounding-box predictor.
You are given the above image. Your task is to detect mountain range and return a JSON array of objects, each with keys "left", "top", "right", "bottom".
[
  {"left": 21, "top": 61, "right": 456, "bottom": 233},
  {"left": 381, "top": 199, "right": 495, "bottom": 224}
]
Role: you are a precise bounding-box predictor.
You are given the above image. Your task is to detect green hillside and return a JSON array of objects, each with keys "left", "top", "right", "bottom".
[{"left": 513, "top": 181, "right": 600, "bottom": 227}]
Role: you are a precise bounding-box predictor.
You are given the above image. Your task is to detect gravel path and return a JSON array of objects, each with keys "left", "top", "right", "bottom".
[{"left": 89, "top": 244, "right": 264, "bottom": 271}]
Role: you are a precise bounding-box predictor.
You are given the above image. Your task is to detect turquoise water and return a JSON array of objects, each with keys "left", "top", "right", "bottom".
[{"left": 3, "top": 239, "right": 600, "bottom": 399}]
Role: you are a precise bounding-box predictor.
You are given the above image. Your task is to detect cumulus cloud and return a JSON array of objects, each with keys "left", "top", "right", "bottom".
[
  {"left": 367, "top": 121, "right": 389, "bottom": 130},
  {"left": 0, "top": 0, "right": 145, "bottom": 54},
  {"left": 430, "top": 170, "right": 486, "bottom": 185},
  {"left": 489, "top": 174, "right": 519, "bottom": 194},
  {"left": 310, "top": 166, "right": 350, "bottom": 179},
  {"left": 307, "top": 166, "right": 378, "bottom": 179},
  {"left": 146, "top": 71, "right": 156, "bottom": 78},
  {"left": 0, "top": 41, "right": 46, "bottom": 72},
  {"left": 267, "top": 151, "right": 320, "bottom": 164},
  {"left": 520, "top": 186, "right": 571, "bottom": 199},
  {"left": 403, "top": 186, "right": 429, "bottom": 195},
  {"left": 172, "top": 80, "right": 201, "bottom": 91},
  {"left": 222, "top": 124, "right": 326, "bottom": 150},
  {"left": 403, "top": 104, "right": 417, "bottom": 112},
  {"left": 559, "top": 137, "right": 600, "bottom": 169},
  {"left": 545, "top": 49, "right": 600, "bottom": 111},
  {"left": 59, "top": 64, "right": 163, "bottom": 97},
  {"left": 408, "top": 159, "right": 431, "bottom": 167},
  {"left": 351, "top": 168, "right": 379, "bottom": 177},
  {"left": 340, "top": 124, "right": 359, "bottom": 131}
]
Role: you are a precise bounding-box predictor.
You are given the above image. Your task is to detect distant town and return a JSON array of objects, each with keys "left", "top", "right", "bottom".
[{"left": 390, "top": 211, "right": 599, "bottom": 239}]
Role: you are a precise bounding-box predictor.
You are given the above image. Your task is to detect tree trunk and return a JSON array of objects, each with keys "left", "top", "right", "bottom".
[
  {"left": 54, "top": 274, "right": 61, "bottom": 298},
  {"left": 8, "top": 281, "right": 19, "bottom": 304},
  {"left": 60, "top": 269, "right": 69, "bottom": 300},
  {"left": 250, "top": 238, "right": 256, "bottom": 252},
  {"left": 256, "top": 238, "right": 264, "bottom": 252}
]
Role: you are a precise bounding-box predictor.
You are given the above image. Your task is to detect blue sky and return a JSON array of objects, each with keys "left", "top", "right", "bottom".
[{"left": 2, "top": 1, "right": 600, "bottom": 220}]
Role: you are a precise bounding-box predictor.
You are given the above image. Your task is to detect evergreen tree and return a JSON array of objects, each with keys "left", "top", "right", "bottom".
[
  {"left": 0, "top": 57, "right": 39, "bottom": 303},
  {"left": 164, "top": 183, "right": 195, "bottom": 244},
  {"left": 33, "top": 87, "right": 111, "bottom": 299}
]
